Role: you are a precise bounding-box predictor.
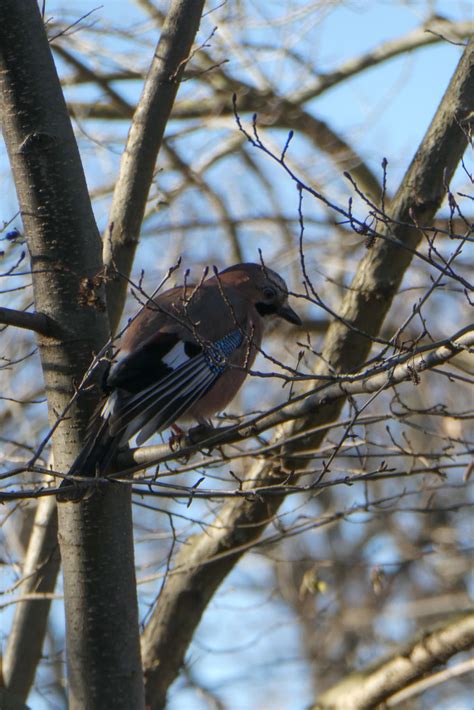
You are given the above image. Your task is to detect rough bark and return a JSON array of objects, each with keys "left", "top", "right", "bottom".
[
  {"left": 140, "top": 39, "right": 474, "bottom": 708},
  {"left": 0, "top": 1, "right": 144, "bottom": 706},
  {"left": 58, "top": 485, "right": 143, "bottom": 708}
]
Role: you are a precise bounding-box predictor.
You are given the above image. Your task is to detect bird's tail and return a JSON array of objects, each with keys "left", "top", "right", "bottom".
[
  {"left": 58, "top": 411, "right": 120, "bottom": 501},
  {"left": 69, "top": 414, "right": 120, "bottom": 477}
]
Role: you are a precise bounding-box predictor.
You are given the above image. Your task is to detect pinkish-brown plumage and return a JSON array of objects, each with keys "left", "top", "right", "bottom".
[{"left": 68, "top": 263, "right": 300, "bottom": 477}]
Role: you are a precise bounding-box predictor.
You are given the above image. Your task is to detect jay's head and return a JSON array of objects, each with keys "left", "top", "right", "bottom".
[{"left": 217, "top": 263, "right": 302, "bottom": 326}]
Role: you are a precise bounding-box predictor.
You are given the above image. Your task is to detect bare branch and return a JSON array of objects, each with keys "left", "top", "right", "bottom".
[
  {"left": 319, "top": 38, "right": 474, "bottom": 377},
  {"left": 312, "top": 613, "right": 474, "bottom": 709},
  {"left": 119, "top": 325, "right": 474, "bottom": 472},
  {"left": 386, "top": 658, "right": 474, "bottom": 707},
  {"left": 0, "top": 306, "right": 56, "bottom": 336},
  {"left": 53, "top": 43, "right": 133, "bottom": 115},
  {"left": 2, "top": 497, "right": 60, "bottom": 699},
  {"left": 168, "top": 86, "right": 384, "bottom": 203},
  {"left": 103, "top": 0, "right": 205, "bottom": 333},
  {"left": 140, "top": 39, "right": 474, "bottom": 708},
  {"left": 296, "top": 18, "right": 474, "bottom": 104}
]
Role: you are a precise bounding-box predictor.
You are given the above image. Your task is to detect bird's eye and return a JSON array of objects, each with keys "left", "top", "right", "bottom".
[{"left": 263, "top": 286, "right": 276, "bottom": 300}]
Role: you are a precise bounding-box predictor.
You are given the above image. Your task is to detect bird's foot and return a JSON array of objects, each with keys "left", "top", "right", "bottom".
[
  {"left": 169, "top": 424, "right": 186, "bottom": 452},
  {"left": 168, "top": 423, "right": 216, "bottom": 453}
]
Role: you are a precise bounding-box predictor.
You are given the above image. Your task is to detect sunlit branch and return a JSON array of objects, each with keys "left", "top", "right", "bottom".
[
  {"left": 103, "top": 0, "right": 206, "bottom": 333},
  {"left": 296, "top": 19, "right": 474, "bottom": 104},
  {"left": 312, "top": 613, "right": 474, "bottom": 709},
  {"left": 116, "top": 325, "right": 474, "bottom": 473}
]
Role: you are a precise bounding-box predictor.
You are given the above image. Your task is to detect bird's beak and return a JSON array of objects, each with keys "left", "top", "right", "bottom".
[{"left": 278, "top": 302, "right": 302, "bottom": 326}]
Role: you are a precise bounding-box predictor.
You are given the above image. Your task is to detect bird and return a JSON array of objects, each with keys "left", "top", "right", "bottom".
[{"left": 68, "top": 262, "right": 301, "bottom": 478}]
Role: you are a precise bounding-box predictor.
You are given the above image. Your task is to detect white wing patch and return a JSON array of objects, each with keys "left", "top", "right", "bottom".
[
  {"left": 101, "top": 329, "right": 243, "bottom": 447},
  {"left": 161, "top": 342, "right": 190, "bottom": 369}
]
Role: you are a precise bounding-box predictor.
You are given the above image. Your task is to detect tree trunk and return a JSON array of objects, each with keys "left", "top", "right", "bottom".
[{"left": 0, "top": 1, "right": 144, "bottom": 706}]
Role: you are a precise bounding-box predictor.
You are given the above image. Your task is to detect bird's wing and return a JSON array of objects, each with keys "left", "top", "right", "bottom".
[{"left": 104, "top": 328, "right": 243, "bottom": 445}]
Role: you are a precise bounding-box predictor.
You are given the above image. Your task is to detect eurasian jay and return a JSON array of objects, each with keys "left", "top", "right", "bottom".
[{"left": 69, "top": 262, "right": 301, "bottom": 477}]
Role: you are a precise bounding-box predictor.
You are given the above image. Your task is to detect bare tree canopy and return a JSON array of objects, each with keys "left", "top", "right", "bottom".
[{"left": 0, "top": 2, "right": 472, "bottom": 709}]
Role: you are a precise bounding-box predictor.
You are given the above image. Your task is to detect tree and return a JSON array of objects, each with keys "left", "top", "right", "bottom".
[{"left": 0, "top": 2, "right": 473, "bottom": 708}]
